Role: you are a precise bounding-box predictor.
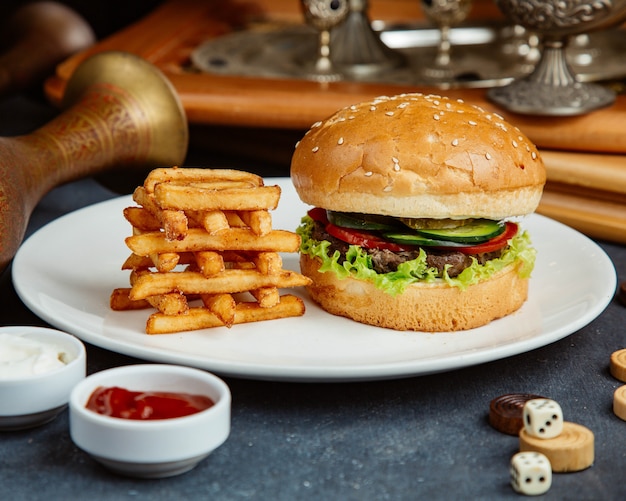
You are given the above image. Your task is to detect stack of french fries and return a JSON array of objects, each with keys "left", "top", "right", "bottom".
[{"left": 110, "top": 167, "right": 311, "bottom": 334}]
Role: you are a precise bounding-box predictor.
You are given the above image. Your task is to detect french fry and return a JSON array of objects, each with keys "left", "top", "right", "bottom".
[
  {"left": 178, "top": 180, "right": 258, "bottom": 190},
  {"left": 110, "top": 288, "right": 150, "bottom": 310},
  {"left": 132, "top": 186, "right": 188, "bottom": 240},
  {"left": 146, "top": 291, "right": 189, "bottom": 315},
  {"left": 123, "top": 252, "right": 195, "bottom": 271},
  {"left": 146, "top": 295, "right": 305, "bottom": 334},
  {"left": 187, "top": 210, "right": 229, "bottom": 234},
  {"left": 129, "top": 269, "right": 311, "bottom": 300},
  {"left": 123, "top": 206, "right": 160, "bottom": 231},
  {"left": 251, "top": 252, "right": 282, "bottom": 275},
  {"left": 223, "top": 211, "right": 246, "bottom": 228},
  {"left": 122, "top": 253, "right": 152, "bottom": 271},
  {"left": 132, "top": 186, "right": 158, "bottom": 212},
  {"left": 201, "top": 293, "right": 236, "bottom": 327},
  {"left": 161, "top": 209, "right": 188, "bottom": 240},
  {"left": 150, "top": 252, "right": 180, "bottom": 272},
  {"left": 154, "top": 184, "right": 281, "bottom": 212},
  {"left": 125, "top": 228, "right": 301, "bottom": 256},
  {"left": 250, "top": 287, "right": 280, "bottom": 308},
  {"left": 143, "top": 167, "right": 263, "bottom": 192},
  {"left": 194, "top": 250, "right": 225, "bottom": 276},
  {"left": 238, "top": 209, "right": 272, "bottom": 236}
]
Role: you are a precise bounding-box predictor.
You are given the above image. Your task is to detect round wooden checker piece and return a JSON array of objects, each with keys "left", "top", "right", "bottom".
[
  {"left": 519, "top": 421, "right": 594, "bottom": 472},
  {"left": 613, "top": 385, "right": 626, "bottom": 421},
  {"left": 610, "top": 349, "right": 626, "bottom": 383},
  {"left": 489, "top": 393, "right": 546, "bottom": 435}
]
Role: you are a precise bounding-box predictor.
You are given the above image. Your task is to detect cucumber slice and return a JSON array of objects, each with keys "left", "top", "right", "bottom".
[
  {"left": 327, "top": 211, "right": 401, "bottom": 231},
  {"left": 415, "top": 219, "right": 504, "bottom": 244},
  {"left": 382, "top": 232, "right": 465, "bottom": 247}
]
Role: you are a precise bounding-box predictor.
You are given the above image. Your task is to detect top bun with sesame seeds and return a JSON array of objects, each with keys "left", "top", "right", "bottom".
[
  {"left": 291, "top": 93, "right": 545, "bottom": 220},
  {"left": 290, "top": 93, "right": 546, "bottom": 332}
]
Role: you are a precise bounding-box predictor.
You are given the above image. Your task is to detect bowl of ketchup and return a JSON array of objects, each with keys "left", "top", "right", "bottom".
[{"left": 69, "top": 364, "right": 231, "bottom": 478}]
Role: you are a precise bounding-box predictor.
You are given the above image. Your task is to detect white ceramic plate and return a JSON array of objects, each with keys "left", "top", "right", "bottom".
[{"left": 13, "top": 178, "right": 617, "bottom": 382}]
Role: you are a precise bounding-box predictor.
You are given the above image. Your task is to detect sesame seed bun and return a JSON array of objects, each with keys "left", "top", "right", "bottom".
[{"left": 291, "top": 93, "right": 546, "bottom": 219}]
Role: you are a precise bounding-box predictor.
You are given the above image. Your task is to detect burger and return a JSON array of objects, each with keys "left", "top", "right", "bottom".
[{"left": 290, "top": 93, "right": 546, "bottom": 332}]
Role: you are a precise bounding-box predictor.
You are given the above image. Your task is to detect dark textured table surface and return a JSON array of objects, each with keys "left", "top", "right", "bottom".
[{"left": 1, "top": 93, "right": 625, "bottom": 501}]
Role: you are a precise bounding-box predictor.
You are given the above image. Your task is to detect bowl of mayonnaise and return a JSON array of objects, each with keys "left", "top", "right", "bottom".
[{"left": 0, "top": 326, "right": 86, "bottom": 430}]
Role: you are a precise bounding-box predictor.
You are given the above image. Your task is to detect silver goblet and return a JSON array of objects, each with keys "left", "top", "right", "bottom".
[
  {"left": 420, "top": 0, "right": 473, "bottom": 81},
  {"left": 300, "top": 0, "right": 350, "bottom": 81},
  {"left": 330, "top": 0, "right": 405, "bottom": 77},
  {"left": 488, "top": 0, "right": 626, "bottom": 116}
]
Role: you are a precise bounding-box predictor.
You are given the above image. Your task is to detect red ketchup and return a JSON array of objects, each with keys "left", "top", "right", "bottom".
[{"left": 86, "top": 386, "right": 214, "bottom": 420}]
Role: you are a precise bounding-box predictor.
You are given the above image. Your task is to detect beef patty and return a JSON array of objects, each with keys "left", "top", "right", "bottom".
[{"left": 310, "top": 221, "right": 504, "bottom": 277}]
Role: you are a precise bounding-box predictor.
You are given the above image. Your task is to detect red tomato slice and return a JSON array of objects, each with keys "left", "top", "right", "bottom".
[
  {"left": 453, "top": 222, "right": 518, "bottom": 254},
  {"left": 325, "top": 222, "right": 411, "bottom": 252},
  {"left": 307, "top": 207, "right": 329, "bottom": 224}
]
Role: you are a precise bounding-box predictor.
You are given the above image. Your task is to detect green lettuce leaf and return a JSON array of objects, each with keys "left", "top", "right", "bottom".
[{"left": 296, "top": 215, "right": 536, "bottom": 296}]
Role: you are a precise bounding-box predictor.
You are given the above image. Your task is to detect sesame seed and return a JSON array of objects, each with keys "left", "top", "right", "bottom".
[
  {"left": 350, "top": 105, "right": 357, "bottom": 111},
  {"left": 383, "top": 186, "right": 393, "bottom": 192},
  {"left": 512, "top": 140, "right": 518, "bottom": 148},
  {"left": 445, "top": 103, "right": 452, "bottom": 109},
  {"left": 457, "top": 99, "right": 464, "bottom": 104},
  {"left": 295, "top": 141, "right": 300, "bottom": 148},
  {"left": 486, "top": 153, "right": 492, "bottom": 160},
  {"left": 433, "top": 100, "right": 440, "bottom": 105},
  {"left": 338, "top": 137, "right": 344, "bottom": 145},
  {"left": 393, "top": 164, "right": 401, "bottom": 172},
  {"left": 452, "top": 138, "right": 459, "bottom": 146},
  {"left": 370, "top": 106, "right": 377, "bottom": 111},
  {"left": 364, "top": 171, "right": 373, "bottom": 177},
  {"left": 433, "top": 114, "right": 440, "bottom": 121},
  {"left": 531, "top": 151, "right": 537, "bottom": 160},
  {"left": 385, "top": 111, "right": 394, "bottom": 116},
  {"left": 398, "top": 102, "right": 409, "bottom": 109},
  {"left": 312, "top": 121, "right": 322, "bottom": 128},
  {"left": 312, "top": 146, "right": 319, "bottom": 153},
  {"left": 348, "top": 116, "right": 355, "bottom": 120},
  {"left": 392, "top": 157, "right": 399, "bottom": 164},
  {"left": 468, "top": 121, "right": 477, "bottom": 126}
]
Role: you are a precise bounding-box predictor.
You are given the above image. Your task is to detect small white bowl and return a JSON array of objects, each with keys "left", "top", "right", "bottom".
[
  {"left": 69, "top": 364, "right": 231, "bottom": 478},
  {"left": 0, "top": 326, "right": 86, "bottom": 431}
]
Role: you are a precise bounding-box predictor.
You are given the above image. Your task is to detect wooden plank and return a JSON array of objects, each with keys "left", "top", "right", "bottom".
[
  {"left": 538, "top": 189, "right": 626, "bottom": 243},
  {"left": 43, "top": 0, "right": 626, "bottom": 154}
]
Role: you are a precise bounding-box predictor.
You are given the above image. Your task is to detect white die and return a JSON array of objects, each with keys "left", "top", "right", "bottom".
[
  {"left": 523, "top": 398, "right": 563, "bottom": 439},
  {"left": 510, "top": 452, "right": 552, "bottom": 496}
]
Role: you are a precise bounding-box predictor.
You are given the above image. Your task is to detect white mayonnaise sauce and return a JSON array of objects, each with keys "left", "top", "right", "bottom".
[{"left": 0, "top": 333, "right": 69, "bottom": 378}]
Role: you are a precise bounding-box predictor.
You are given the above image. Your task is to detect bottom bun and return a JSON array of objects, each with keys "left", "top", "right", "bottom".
[{"left": 300, "top": 254, "right": 529, "bottom": 332}]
